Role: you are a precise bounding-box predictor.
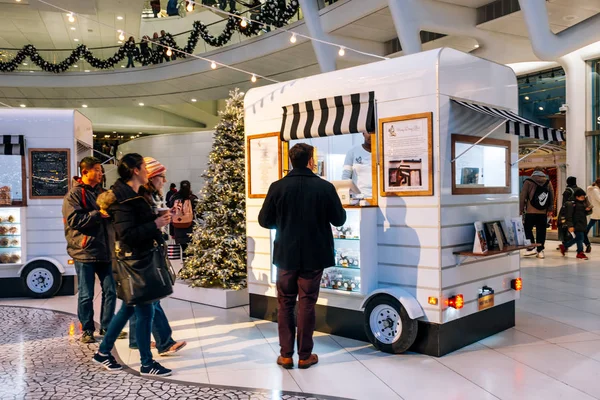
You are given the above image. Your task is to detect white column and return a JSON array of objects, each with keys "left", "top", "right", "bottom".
[
  {"left": 298, "top": 0, "right": 336, "bottom": 73},
  {"left": 560, "top": 54, "right": 588, "bottom": 186},
  {"left": 387, "top": 0, "right": 422, "bottom": 55}
]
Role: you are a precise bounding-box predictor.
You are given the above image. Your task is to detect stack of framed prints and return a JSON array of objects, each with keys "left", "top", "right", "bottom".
[{"left": 472, "top": 218, "right": 527, "bottom": 254}]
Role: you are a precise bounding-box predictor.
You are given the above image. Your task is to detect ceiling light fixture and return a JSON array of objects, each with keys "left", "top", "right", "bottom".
[
  {"left": 16, "top": 0, "right": 22, "bottom": 2},
  {"left": 338, "top": 47, "right": 345, "bottom": 56},
  {"left": 290, "top": 33, "right": 297, "bottom": 43},
  {"left": 19, "top": 104, "right": 26, "bottom": 108},
  {"left": 191, "top": 98, "right": 197, "bottom": 102},
  {"left": 82, "top": 104, "right": 88, "bottom": 108},
  {"left": 539, "top": 106, "right": 544, "bottom": 111},
  {"left": 211, "top": 61, "right": 217, "bottom": 69},
  {"left": 70, "top": 27, "right": 76, "bottom": 31},
  {"left": 74, "top": 38, "right": 79, "bottom": 42},
  {"left": 187, "top": 2, "right": 193, "bottom": 12},
  {"left": 524, "top": 96, "right": 529, "bottom": 100},
  {"left": 474, "top": 44, "right": 479, "bottom": 49},
  {"left": 84, "top": 69, "right": 90, "bottom": 72},
  {"left": 117, "top": 16, "right": 123, "bottom": 20},
  {"left": 68, "top": 13, "right": 75, "bottom": 23},
  {"left": 139, "top": 102, "right": 144, "bottom": 106},
  {"left": 166, "top": 48, "right": 172, "bottom": 57},
  {"left": 251, "top": 74, "right": 257, "bottom": 83},
  {"left": 118, "top": 31, "right": 125, "bottom": 41}
]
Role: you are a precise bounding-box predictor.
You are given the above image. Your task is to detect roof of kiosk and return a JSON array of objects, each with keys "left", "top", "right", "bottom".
[{"left": 245, "top": 48, "right": 518, "bottom": 136}]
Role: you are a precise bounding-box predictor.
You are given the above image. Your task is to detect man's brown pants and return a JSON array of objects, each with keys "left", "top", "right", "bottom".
[{"left": 276, "top": 268, "right": 323, "bottom": 360}]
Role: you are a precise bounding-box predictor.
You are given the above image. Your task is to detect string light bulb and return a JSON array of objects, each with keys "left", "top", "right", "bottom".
[
  {"left": 118, "top": 31, "right": 125, "bottom": 41},
  {"left": 210, "top": 61, "right": 217, "bottom": 69},
  {"left": 240, "top": 18, "right": 248, "bottom": 28},
  {"left": 166, "top": 48, "right": 172, "bottom": 57},
  {"left": 338, "top": 47, "right": 345, "bottom": 56},
  {"left": 251, "top": 74, "right": 257, "bottom": 83},
  {"left": 187, "top": 2, "right": 193, "bottom": 12},
  {"left": 68, "top": 13, "right": 75, "bottom": 23},
  {"left": 290, "top": 33, "right": 297, "bottom": 43}
]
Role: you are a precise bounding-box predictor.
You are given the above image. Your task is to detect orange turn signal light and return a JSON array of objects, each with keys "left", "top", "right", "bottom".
[
  {"left": 428, "top": 297, "right": 438, "bottom": 305},
  {"left": 511, "top": 278, "right": 523, "bottom": 291},
  {"left": 446, "top": 294, "right": 464, "bottom": 309},
  {"left": 68, "top": 259, "right": 74, "bottom": 265}
]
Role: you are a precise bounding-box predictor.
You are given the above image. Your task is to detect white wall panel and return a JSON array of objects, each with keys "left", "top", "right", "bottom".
[
  {"left": 378, "top": 264, "right": 440, "bottom": 289},
  {"left": 378, "top": 206, "right": 439, "bottom": 227},
  {"left": 248, "top": 253, "right": 272, "bottom": 272},
  {"left": 442, "top": 254, "right": 519, "bottom": 289},
  {"left": 247, "top": 237, "right": 271, "bottom": 255},
  {"left": 26, "top": 217, "right": 63, "bottom": 231},
  {"left": 440, "top": 225, "right": 474, "bottom": 247},
  {"left": 247, "top": 222, "right": 270, "bottom": 239},
  {"left": 378, "top": 244, "right": 440, "bottom": 268},
  {"left": 441, "top": 202, "right": 519, "bottom": 226},
  {"left": 378, "top": 226, "right": 439, "bottom": 247}
]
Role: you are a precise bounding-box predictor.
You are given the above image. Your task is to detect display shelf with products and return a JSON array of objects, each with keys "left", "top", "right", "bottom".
[
  {"left": 270, "top": 207, "right": 377, "bottom": 296},
  {"left": 0, "top": 208, "right": 24, "bottom": 265}
]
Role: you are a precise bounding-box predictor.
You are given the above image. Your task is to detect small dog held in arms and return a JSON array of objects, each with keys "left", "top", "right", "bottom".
[{"left": 96, "top": 191, "right": 116, "bottom": 218}]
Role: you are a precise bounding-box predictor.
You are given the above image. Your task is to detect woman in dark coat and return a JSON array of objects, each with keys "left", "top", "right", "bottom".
[{"left": 93, "top": 153, "right": 173, "bottom": 376}]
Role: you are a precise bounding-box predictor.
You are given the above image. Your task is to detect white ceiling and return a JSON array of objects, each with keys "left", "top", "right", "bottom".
[
  {"left": 478, "top": 0, "right": 600, "bottom": 37},
  {"left": 0, "top": 0, "right": 144, "bottom": 52},
  {"left": 435, "top": 0, "right": 494, "bottom": 8}
]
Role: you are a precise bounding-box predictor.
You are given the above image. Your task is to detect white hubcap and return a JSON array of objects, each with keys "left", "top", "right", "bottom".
[
  {"left": 369, "top": 304, "right": 402, "bottom": 344},
  {"left": 27, "top": 268, "right": 54, "bottom": 293}
]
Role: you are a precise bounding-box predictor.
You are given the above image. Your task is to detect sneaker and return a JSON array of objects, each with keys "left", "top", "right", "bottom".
[
  {"left": 140, "top": 361, "right": 172, "bottom": 377},
  {"left": 559, "top": 244, "right": 566, "bottom": 256},
  {"left": 536, "top": 251, "right": 545, "bottom": 259},
  {"left": 98, "top": 329, "right": 128, "bottom": 340},
  {"left": 577, "top": 252, "right": 589, "bottom": 260},
  {"left": 523, "top": 249, "right": 537, "bottom": 257},
  {"left": 81, "top": 330, "right": 96, "bottom": 344},
  {"left": 158, "top": 341, "right": 187, "bottom": 356},
  {"left": 92, "top": 352, "right": 122, "bottom": 371},
  {"left": 586, "top": 245, "right": 592, "bottom": 253}
]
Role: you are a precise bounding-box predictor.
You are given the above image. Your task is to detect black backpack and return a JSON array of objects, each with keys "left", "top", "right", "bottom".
[{"left": 527, "top": 179, "right": 551, "bottom": 210}]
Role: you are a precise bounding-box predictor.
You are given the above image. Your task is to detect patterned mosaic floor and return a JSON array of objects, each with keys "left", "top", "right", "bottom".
[{"left": 0, "top": 306, "right": 344, "bottom": 400}]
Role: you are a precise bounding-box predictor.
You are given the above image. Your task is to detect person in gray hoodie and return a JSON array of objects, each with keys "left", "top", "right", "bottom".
[{"left": 520, "top": 167, "right": 555, "bottom": 259}]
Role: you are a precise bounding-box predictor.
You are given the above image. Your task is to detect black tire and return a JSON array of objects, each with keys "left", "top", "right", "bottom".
[
  {"left": 21, "top": 261, "right": 62, "bottom": 299},
  {"left": 364, "top": 295, "right": 418, "bottom": 354}
]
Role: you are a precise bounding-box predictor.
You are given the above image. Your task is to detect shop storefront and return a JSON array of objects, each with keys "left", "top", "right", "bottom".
[
  {"left": 0, "top": 109, "right": 92, "bottom": 298},
  {"left": 243, "top": 48, "right": 564, "bottom": 356}
]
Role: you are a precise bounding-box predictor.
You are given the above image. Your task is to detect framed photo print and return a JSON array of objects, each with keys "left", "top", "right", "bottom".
[{"left": 247, "top": 133, "right": 282, "bottom": 198}]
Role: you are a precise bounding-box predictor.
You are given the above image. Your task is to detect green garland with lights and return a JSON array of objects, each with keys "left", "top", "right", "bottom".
[{"left": 0, "top": 0, "right": 299, "bottom": 73}]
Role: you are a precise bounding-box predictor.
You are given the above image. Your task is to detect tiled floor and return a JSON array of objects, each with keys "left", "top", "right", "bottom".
[{"left": 3, "top": 240, "right": 600, "bottom": 399}]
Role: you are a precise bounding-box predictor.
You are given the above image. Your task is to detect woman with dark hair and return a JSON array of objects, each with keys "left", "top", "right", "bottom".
[
  {"left": 125, "top": 36, "right": 137, "bottom": 68},
  {"left": 170, "top": 180, "right": 198, "bottom": 256},
  {"left": 92, "top": 153, "right": 173, "bottom": 376}
]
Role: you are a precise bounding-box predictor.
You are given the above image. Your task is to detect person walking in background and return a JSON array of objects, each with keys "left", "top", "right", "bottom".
[
  {"left": 93, "top": 153, "right": 173, "bottom": 376},
  {"left": 585, "top": 178, "right": 600, "bottom": 253},
  {"left": 140, "top": 36, "right": 151, "bottom": 58},
  {"left": 170, "top": 180, "right": 198, "bottom": 256},
  {"left": 150, "top": 0, "right": 161, "bottom": 18},
  {"left": 151, "top": 32, "right": 161, "bottom": 64},
  {"left": 62, "top": 157, "right": 123, "bottom": 344},
  {"left": 558, "top": 176, "right": 582, "bottom": 249},
  {"left": 258, "top": 143, "right": 346, "bottom": 370},
  {"left": 129, "top": 157, "right": 187, "bottom": 356},
  {"left": 560, "top": 188, "right": 591, "bottom": 260},
  {"left": 125, "top": 36, "right": 137, "bottom": 68},
  {"left": 520, "top": 166, "right": 554, "bottom": 259},
  {"left": 165, "top": 183, "right": 178, "bottom": 207}
]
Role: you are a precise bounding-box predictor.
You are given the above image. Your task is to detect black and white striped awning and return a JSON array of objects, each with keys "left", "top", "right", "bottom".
[
  {"left": 280, "top": 91, "right": 375, "bottom": 141},
  {"left": 2, "top": 135, "right": 24, "bottom": 156},
  {"left": 452, "top": 99, "right": 566, "bottom": 142}
]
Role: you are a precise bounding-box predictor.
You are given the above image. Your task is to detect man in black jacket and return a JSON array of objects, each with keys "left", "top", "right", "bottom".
[
  {"left": 62, "top": 157, "right": 119, "bottom": 344},
  {"left": 259, "top": 143, "right": 346, "bottom": 370}
]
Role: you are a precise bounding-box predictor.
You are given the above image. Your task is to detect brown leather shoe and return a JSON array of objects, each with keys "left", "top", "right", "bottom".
[
  {"left": 277, "top": 356, "right": 294, "bottom": 369},
  {"left": 298, "top": 354, "right": 318, "bottom": 369}
]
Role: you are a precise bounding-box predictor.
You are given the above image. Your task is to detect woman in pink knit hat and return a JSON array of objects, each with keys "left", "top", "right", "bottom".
[{"left": 129, "top": 156, "right": 187, "bottom": 356}]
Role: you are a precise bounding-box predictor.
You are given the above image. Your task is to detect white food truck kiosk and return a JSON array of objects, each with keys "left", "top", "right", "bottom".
[
  {"left": 244, "top": 48, "right": 565, "bottom": 356},
  {"left": 0, "top": 109, "right": 93, "bottom": 298}
]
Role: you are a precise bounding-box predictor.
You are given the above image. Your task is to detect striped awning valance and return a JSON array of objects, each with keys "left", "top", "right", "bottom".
[
  {"left": 2, "top": 135, "right": 24, "bottom": 156},
  {"left": 280, "top": 91, "right": 375, "bottom": 141},
  {"left": 452, "top": 99, "right": 566, "bottom": 142}
]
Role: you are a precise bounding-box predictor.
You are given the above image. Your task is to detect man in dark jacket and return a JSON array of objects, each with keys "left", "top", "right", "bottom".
[
  {"left": 519, "top": 167, "right": 554, "bottom": 259},
  {"left": 62, "top": 157, "right": 120, "bottom": 344},
  {"left": 559, "top": 188, "right": 590, "bottom": 260},
  {"left": 258, "top": 143, "right": 346, "bottom": 370}
]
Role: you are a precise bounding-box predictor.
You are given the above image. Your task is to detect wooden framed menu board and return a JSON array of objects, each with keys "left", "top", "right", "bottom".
[{"left": 29, "top": 148, "right": 71, "bottom": 199}]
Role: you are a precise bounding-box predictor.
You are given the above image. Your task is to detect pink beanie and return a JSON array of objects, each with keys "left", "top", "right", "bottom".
[{"left": 144, "top": 157, "right": 166, "bottom": 179}]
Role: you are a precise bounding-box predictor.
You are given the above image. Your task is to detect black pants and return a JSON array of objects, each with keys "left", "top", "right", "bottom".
[
  {"left": 524, "top": 213, "right": 547, "bottom": 252},
  {"left": 276, "top": 268, "right": 323, "bottom": 360}
]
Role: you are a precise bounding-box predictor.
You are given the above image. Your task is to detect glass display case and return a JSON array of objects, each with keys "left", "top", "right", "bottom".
[
  {"left": 270, "top": 208, "right": 377, "bottom": 296},
  {"left": 0, "top": 154, "right": 26, "bottom": 206},
  {"left": 0, "top": 208, "right": 22, "bottom": 265}
]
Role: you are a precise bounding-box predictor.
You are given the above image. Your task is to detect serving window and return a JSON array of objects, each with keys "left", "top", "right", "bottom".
[
  {"left": 451, "top": 134, "right": 511, "bottom": 195},
  {"left": 0, "top": 135, "right": 26, "bottom": 207}
]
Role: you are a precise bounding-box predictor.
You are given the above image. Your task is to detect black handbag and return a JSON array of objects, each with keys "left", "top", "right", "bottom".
[{"left": 113, "top": 240, "right": 175, "bottom": 306}]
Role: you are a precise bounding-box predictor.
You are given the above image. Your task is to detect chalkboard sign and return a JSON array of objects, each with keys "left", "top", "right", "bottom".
[{"left": 29, "top": 148, "right": 71, "bottom": 199}]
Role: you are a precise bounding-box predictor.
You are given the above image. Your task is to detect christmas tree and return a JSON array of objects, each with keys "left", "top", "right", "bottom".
[{"left": 178, "top": 88, "right": 247, "bottom": 290}]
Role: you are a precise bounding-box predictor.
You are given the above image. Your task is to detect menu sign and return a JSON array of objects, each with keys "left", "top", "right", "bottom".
[
  {"left": 379, "top": 113, "right": 433, "bottom": 197},
  {"left": 29, "top": 148, "right": 71, "bottom": 199},
  {"left": 248, "top": 133, "right": 281, "bottom": 198}
]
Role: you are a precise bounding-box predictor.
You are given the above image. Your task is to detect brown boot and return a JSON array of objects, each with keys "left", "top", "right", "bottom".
[
  {"left": 277, "top": 356, "right": 294, "bottom": 369},
  {"left": 298, "top": 354, "right": 318, "bottom": 369}
]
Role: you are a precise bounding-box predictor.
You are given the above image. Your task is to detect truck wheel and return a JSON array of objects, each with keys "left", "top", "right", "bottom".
[
  {"left": 21, "top": 261, "right": 62, "bottom": 298},
  {"left": 364, "top": 295, "right": 418, "bottom": 354}
]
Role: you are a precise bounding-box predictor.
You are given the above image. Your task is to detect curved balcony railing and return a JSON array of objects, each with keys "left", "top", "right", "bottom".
[{"left": 0, "top": 2, "right": 302, "bottom": 73}]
